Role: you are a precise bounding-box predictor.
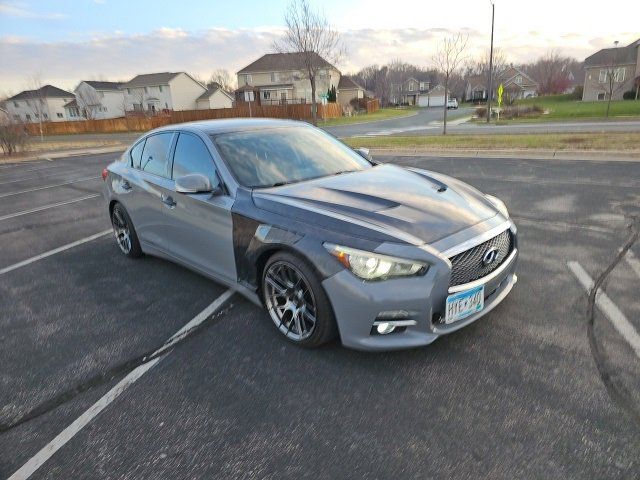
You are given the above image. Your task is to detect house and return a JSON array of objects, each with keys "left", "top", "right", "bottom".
[
  {"left": 235, "top": 52, "right": 341, "bottom": 106},
  {"left": 74, "top": 81, "right": 125, "bottom": 119},
  {"left": 465, "top": 66, "right": 539, "bottom": 102},
  {"left": 390, "top": 78, "right": 430, "bottom": 105},
  {"left": 63, "top": 99, "right": 82, "bottom": 121},
  {"left": 563, "top": 66, "right": 585, "bottom": 94},
  {"left": 4, "top": 85, "right": 75, "bottom": 123},
  {"left": 196, "top": 82, "right": 234, "bottom": 110},
  {"left": 336, "top": 76, "right": 365, "bottom": 109},
  {"left": 582, "top": 38, "right": 640, "bottom": 101},
  {"left": 120, "top": 72, "right": 206, "bottom": 113},
  {"left": 419, "top": 84, "right": 449, "bottom": 107}
]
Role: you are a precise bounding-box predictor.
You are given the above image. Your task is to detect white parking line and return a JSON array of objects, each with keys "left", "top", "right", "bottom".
[
  {"left": 567, "top": 261, "right": 640, "bottom": 359},
  {"left": 8, "top": 288, "right": 234, "bottom": 480},
  {"left": 0, "top": 168, "right": 91, "bottom": 186},
  {"left": 0, "top": 229, "right": 111, "bottom": 276},
  {"left": 625, "top": 250, "right": 640, "bottom": 280},
  {"left": 0, "top": 194, "right": 100, "bottom": 222},
  {"left": 0, "top": 176, "right": 99, "bottom": 198}
]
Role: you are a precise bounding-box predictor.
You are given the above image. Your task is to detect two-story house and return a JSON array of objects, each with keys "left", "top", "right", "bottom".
[
  {"left": 390, "top": 78, "right": 430, "bottom": 106},
  {"left": 583, "top": 38, "right": 640, "bottom": 101},
  {"left": 74, "top": 81, "right": 125, "bottom": 119},
  {"left": 235, "top": 52, "right": 340, "bottom": 106},
  {"left": 5, "top": 85, "right": 75, "bottom": 123},
  {"left": 120, "top": 72, "right": 207, "bottom": 113},
  {"left": 465, "top": 66, "right": 538, "bottom": 102}
]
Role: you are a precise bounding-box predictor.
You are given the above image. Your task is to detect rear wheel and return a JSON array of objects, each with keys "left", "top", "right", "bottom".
[
  {"left": 110, "top": 203, "right": 142, "bottom": 258},
  {"left": 262, "top": 252, "right": 337, "bottom": 348}
]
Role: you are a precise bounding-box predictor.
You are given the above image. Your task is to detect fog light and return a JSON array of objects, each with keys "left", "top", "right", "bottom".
[{"left": 376, "top": 322, "right": 396, "bottom": 335}]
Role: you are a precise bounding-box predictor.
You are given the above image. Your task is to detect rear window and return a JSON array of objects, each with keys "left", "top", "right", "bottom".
[{"left": 129, "top": 139, "right": 146, "bottom": 168}]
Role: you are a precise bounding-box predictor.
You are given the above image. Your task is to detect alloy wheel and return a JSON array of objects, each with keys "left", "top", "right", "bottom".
[
  {"left": 264, "top": 261, "right": 318, "bottom": 341},
  {"left": 111, "top": 207, "right": 132, "bottom": 255}
]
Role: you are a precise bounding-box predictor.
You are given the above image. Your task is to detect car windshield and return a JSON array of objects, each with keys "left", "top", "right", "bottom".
[{"left": 211, "top": 126, "right": 372, "bottom": 188}]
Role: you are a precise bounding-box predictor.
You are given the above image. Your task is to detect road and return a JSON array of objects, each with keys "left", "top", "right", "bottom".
[{"left": 1, "top": 152, "right": 640, "bottom": 479}]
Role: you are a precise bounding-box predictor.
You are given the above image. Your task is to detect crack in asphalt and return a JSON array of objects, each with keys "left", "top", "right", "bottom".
[
  {"left": 0, "top": 301, "right": 234, "bottom": 434},
  {"left": 585, "top": 212, "right": 640, "bottom": 428}
]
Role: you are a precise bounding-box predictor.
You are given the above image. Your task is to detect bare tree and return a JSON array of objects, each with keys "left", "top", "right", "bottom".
[
  {"left": 601, "top": 41, "right": 626, "bottom": 117},
  {"left": 465, "top": 48, "right": 507, "bottom": 100},
  {"left": 0, "top": 115, "right": 28, "bottom": 155},
  {"left": 75, "top": 84, "right": 102, "bottom": 119},
  {"left": 209, "top": 69, "right": 235, "bottom": 93},
  {"left": 274, "top": 0, "right": 343, "bottom": 125},
  {"left": 433, "top": 33, "right": 468, "bottom": 134},
  {"left": 526, "top": 50, "right": 574, "bottom": 95},
  {"left": 25, "top": 74, "right": 46, "bottom": 140}
]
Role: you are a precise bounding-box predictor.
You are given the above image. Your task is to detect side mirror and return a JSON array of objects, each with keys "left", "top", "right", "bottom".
[
  {"left": 355, "top": 147, "right": 377, "bottom": 165},
  {"left": 175, "top": 173, "right": 214, "bottom": 194}
]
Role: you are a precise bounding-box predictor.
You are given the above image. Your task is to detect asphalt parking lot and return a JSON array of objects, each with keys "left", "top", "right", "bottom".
[{"left": 1, "top": 151, "right": 639, "bottom": 479}]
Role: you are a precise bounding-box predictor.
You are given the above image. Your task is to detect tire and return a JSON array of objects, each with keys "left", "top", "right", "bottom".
[
  {"left": 110, "top": 203, "right": 143, "bottom": 258},
  {"left": 262, "top": 251, "right": 337, "bottom": 348}
]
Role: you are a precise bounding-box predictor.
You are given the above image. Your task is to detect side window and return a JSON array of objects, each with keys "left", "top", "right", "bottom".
[
  {"left": 140, "top": 133, "right": 173, "bottom": 177},
  {"left": 129, "top": 139, "right": 146, "bottom": 169},
  {"left": 172, "top": 133, "right": 218, "bottom": 187}
]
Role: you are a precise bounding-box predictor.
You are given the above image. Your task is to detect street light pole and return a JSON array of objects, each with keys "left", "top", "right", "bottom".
[{"left": 486, "top": 1, "right": 495, "bottom": 123}]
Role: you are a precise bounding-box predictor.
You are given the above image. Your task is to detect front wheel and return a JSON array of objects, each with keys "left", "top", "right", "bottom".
[
  {"left": 110, "top": 203, "right": 142, "bottom": 258},
  {"left": 262, "top": 252, "right": 337, "bottom": 348}
]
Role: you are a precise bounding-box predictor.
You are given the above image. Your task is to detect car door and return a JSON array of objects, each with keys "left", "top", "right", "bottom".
[
  {"left": 121, "top": 132, "right": 175, "bottom": 253},
  {"left": 164, "top": 132, "right": 237, "bottom": 283}
]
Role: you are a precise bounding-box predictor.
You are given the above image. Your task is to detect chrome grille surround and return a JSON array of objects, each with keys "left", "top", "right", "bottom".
[{"left": 448, "top": 229, "right": 513, "bottom": 288}]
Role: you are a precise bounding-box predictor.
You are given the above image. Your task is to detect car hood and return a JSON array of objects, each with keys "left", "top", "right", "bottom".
[{"left": 252, "top": 164, "right": 498, "bottom": 245}]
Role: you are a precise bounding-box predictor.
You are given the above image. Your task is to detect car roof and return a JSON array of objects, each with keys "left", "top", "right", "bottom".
[{"left": 151, "top": 118, "right": 308, "bottom": 136}]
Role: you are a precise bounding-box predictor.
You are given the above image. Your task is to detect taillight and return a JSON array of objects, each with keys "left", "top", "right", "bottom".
[{"left": 101, "top": 168, "right": 108, "bottom": 181}]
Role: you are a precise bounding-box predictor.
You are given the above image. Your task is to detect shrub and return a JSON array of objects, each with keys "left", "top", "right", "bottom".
[
  {"left": 623, "top": 90, "right": 637, "bottom": 100},
  {"left": 570, "top": 85, "right": 583, "bottom": 100},
  {"left": 0, "top": 118, "right": 28, "bottom": 155},
  {"left": 476, "top": 107, "right": 487, "bottom": 118}
]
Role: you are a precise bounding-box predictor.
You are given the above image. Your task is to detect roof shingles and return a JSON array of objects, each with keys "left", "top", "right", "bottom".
[{"left": 238, "top": 52, "right": 336, "bottom": 74}]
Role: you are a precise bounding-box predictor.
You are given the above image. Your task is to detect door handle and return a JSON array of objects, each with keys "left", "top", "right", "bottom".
[
  {"left": 162, "top": 195, "right": 176, "bottom": 209},
  {"left": 121, "top": 180, "right": 132, "bottom": 191}
]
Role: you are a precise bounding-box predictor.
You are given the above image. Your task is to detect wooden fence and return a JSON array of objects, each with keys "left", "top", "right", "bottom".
[
  {"left": 366, "top": 98, "right": 380, "bottom": 114},
  {"left": 23, "top": 102, "right": 343, "bottom": 136}
]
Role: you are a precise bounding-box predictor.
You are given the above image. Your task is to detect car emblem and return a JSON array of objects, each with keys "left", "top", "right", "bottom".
[{"left": 482, "top": 248, "right": 499, "bottom": 266}]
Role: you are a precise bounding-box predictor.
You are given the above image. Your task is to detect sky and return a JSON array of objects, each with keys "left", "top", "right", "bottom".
[{"left": 0, "top": 0, "right": 638, "bottom": 94}]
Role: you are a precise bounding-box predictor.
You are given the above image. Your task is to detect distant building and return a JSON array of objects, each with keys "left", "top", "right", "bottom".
[
  {"left": 63, "top": 99, "right": 82, "bottom": 121},
  {"left": 582, "top": 38, "right": 640, "bottom": 101},
  {"left": 336, "top": 76, "right": 365, "bottom": 109},
  {"left": 465, "top": 66, "right": 538, "bottom": 102},
  {"left": 4, "top": 85, "right": 75, "bottom": 123},
  {"left": 120, "top": 72, "right": 207, "bottom": 113},
  {"left": 195, "top": 82, "right": 234, "bottom": 110},
  {"left": 75, "top": 81, "right": 125, "bottom": 119},
  {"left": 390, "top": 77, "right": 430, "bottom": 105},
  {"left": 236, "top": 52, "right": 341, "bottom": 105}
]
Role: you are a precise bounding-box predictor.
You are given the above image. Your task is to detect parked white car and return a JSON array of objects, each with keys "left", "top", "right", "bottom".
[{"left": 447, "top": 98, "right": 459, "bottom": 109}]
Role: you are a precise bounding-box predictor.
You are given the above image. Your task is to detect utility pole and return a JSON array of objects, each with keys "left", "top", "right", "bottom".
[{"left": 486, "top": 1, "right": 495, "bottom": 123}]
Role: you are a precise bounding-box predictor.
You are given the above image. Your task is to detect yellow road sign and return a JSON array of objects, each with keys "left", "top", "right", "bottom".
[{"left": 497, "top": 83, "right": 504, "bottom": 107}]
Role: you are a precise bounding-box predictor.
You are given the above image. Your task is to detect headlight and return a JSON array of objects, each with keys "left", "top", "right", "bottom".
[
  {"left": 485, "top": 194, "right": 509, "bottom": 218},
  {"left": 324, "top": 243, "right": 428, "bottom": 281}
]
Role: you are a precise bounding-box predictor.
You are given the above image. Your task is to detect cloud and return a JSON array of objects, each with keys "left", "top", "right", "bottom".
[
  {"left": 0, "top": 27, "right": 638, "bottom": 93},
  {"left": 0, "top": 1, "right": 66, "bottom": 20}
]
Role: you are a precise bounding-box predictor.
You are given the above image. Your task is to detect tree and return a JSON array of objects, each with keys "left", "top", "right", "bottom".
[
  {"left": 274, "top": 0, "right": 343, "bottom": 125},
  {"left": 433, "top": 33, "right": 468, "bottom": 134},
  {"left": 526, "top": 50, "right": 574, "bottom": 95},
  {"left": 75, "top": 84, "right": 101, "bottom": 119},
  {"left": 25, "top": 74, "right": 46, "bottom": 140},
  {"left": 209, "top": 69, "right": 235, "bottom": 93},
  {"left": 600, "top": 41, "right": 626, "bottom": 117},
  {"left": 465, "top": 48, "right": 507, "bottom": 100},
  {"left": 0, "top": 115, "right": 28, "bottom": 155}
]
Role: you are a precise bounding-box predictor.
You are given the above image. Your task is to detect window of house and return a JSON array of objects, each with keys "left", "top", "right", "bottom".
[
  {"left": 13, "top": 101, "right": 19, "bottom": 107},
  {"left": 13, "top": 115, "right": 20, "bottom": 121},
  {"left": 99, "top": 91, "right": 105, "bottom": 98},
  {"left": 420, "top": 82, "right": 426, "bottom": 90},
  {"left": 34, "top": 113, "right": 39, "bottom": 119},
  {"left": 409, "top": 83, "right": 414, "bottom": 91},
  {"left": 242, "top": 74, "right": 252, "bottom": 85},
  {"left": 613, "top": 67, "right": 625, "bottom": 82},
  {"left": 127, "top": 88, "right": 131, "bottom": 94},
  {"left": 57, "top": 112, "right": 63, "bottom": 118},
  {"left": 271, "top": 72, "right": 279, "bottom": 83},
  {"left": 515, "top": 75, "right": 522, "bottom": 84},
  {"left": 597, "top": 92, "right": 606, "bottom": 101},
  {"left": 26, "top": 114, "right": 31, "bottom": 121},
  {"left": 598, "top": 69, "right": 607, "bottom": 83},
  {"left": 159, "top": 85, "right": 163, "bottom": 92},
  {"left": 144, "top": 87, "right": 148, "bottom": 93},
  {"left": 43, "top": 113, "right": 48, "bottom": 120},
  {"left": 263, "top": 91, "right": 271, "bottom": 100},
  {"left": 319, "top": 69, "right": 326, "bottom": 76}
]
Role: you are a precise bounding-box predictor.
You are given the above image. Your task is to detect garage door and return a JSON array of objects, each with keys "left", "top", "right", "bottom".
[{"left": 418, "top": 95, "right": 445, "bottom": 107}]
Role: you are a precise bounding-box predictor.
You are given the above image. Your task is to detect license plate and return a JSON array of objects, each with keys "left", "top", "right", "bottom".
[{"left": 445, "top": 286, "right": 484, "bottom": 324}]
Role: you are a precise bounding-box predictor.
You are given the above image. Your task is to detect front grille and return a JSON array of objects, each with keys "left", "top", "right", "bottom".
[{"left": 448, "top": 229, "right": 513, "bottom": 287}]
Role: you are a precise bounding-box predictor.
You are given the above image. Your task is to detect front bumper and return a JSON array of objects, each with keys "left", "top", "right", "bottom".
[{"left": 322, "top": 227, "right": 518, "bottom": 351}]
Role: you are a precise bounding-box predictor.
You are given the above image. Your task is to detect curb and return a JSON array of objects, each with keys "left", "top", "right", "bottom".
[
  {"left": 368, "top": 148, "right": 640, "bottom": 162},
  {"left": 1, "top": 145, "right": 127, "bottom": 164}
]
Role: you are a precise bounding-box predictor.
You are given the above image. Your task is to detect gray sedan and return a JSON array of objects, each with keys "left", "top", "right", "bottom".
[{"left": 102, "top": 119, "right": 518, "bottom": 351}]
